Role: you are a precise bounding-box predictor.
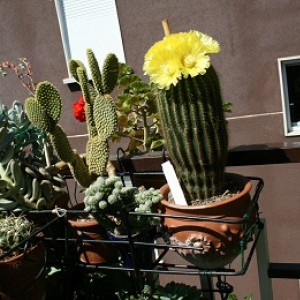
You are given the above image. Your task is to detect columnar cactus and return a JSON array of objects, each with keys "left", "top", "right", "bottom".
[
  {"left": 144, "top": 30, "right": 228, "bottom": 204},
  {"left": 158, "top": 67, "right": 228, "bottom": 202},
  {"left": 24, "top": 50, "right": 119, "bottom": 188}
]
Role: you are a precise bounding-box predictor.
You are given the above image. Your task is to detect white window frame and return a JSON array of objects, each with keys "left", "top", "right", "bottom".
[
  {"left": 278, "top": 55, "right": 300, "bottom": 136},
  {"left": 54, "top": 0, "right": 125, "bottom": 84}
]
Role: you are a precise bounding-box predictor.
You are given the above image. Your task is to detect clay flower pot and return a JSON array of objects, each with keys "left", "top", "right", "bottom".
[
  {"left": 68, "top": 204, "right": 118, "bottom": 265},
  {"left": 0, "top": 241, "right": 46, "bottom": 300},
  {"left": 159, "top": 173, "right": 255, "bottom": 269}
]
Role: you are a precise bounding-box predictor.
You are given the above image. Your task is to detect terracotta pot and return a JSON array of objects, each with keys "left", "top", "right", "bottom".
[
  {"left": 159, "top": 173, "right": 254, "bottom": 269},
  {"left": 68, "top": 204, "right": 118, "bottom": 264},
  {"left": 0, "top": 241, "right": 45, "bottom": 300}
]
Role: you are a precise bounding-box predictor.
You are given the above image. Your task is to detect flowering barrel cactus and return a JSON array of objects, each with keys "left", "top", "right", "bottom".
[{"left": 144, "top": 30, "right": 228, "bottom": 204}]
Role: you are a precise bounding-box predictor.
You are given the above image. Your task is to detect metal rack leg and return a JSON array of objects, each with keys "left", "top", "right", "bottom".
[
  {"left": 256, "top": 218, "right": 273, "bottom": 300},
  {"left": 200, "top": 275, "right": 215, "bottom": 300}
]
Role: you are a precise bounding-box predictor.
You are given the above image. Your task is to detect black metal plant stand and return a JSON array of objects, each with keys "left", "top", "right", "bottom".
[{"left": 0, "top": 176, "right": 264, "bottom": 300}]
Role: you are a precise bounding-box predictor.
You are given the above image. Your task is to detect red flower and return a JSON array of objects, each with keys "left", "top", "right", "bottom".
[{"left": 73, "top": 96, "right": 86, "bottom": 122}]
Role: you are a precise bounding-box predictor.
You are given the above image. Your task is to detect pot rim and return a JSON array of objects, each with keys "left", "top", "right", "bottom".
[
  {"left": 0, "top": 240, "right": 44, "bottom": 264},
  {"left": 160, "top": 172, "right": 252, "bottom": 210}
]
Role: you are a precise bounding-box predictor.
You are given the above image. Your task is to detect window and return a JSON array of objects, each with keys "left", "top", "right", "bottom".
[
  {"left": 278, "top": 56, "right": 300, "bottom": 136},
  {"left": 54, "top": 0, "right": 125, "bottom": 83}
]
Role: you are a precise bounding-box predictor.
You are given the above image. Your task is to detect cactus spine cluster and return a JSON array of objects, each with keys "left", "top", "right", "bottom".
[
  {"left": 24, "top": 49, "right": 119, "bottom": 188},
  {"left": 0, "top": 214, "right": 34, "bottom": 259},
  {"left": 84, "top": 176, "right": 162, "bottom": 235},
  {"left": 158, "top": 66, "right": 228, "bottom": 203}
]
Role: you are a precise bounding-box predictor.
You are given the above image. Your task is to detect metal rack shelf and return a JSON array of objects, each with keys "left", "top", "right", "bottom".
[{"left": 0, "top": 176, "right": 264, "bottom": 300}]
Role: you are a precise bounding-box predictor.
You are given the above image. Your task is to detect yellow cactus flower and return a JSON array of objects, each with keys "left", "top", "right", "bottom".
[{"left": 143, "top": 30, "right": 220, "bottom": 89}]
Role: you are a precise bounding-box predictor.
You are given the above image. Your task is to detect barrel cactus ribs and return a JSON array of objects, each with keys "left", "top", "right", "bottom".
[
  {"left": 144, "top": 29, "right": 228, "bottom": 204},
  {"left": 157, "top": 66, "right": 228, "bottom": 203}
]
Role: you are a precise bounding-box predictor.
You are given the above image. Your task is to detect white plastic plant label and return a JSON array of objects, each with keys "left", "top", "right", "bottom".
[{"left": 161, "top": 161, "right": 187, "bottom": 205}]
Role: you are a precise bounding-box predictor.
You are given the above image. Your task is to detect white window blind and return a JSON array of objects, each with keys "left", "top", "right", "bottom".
[{"left": 55, "top": 0, "right": 125, "bottom": 82}]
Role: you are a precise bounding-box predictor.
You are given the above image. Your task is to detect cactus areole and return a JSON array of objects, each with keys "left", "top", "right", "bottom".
[{"left": 144, "top": 30, "right": 228, "bottom": 204}]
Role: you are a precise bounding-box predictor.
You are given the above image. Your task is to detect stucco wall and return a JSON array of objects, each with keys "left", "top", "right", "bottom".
[{"left": 116, "top": 0, "right": 300, "bottom": 148}]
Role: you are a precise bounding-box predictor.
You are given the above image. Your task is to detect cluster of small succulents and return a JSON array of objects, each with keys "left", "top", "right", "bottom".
[
  {"left": 0, "top": 100, "right": 57, "bottom": 166},
  {"left": 0, "top": 159, "right": 66, "bottom": 211},
  {"left": 84, "top": 176, "right": 163, "bottom": 235},
  {"left": 0, "top": 101, "right": 67, "bottom": 211},
  {"left": 0, "top": 214, "right": 34, "bottom": 259},
  {"left": 111, "top": 63, "right": 163, "bottom": 154}
]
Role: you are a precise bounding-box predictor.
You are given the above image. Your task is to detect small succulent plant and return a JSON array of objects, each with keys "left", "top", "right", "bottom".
[
  {"left": 0, "top": 101, "right": 67, "bottom": 211},
  {"left": 111, "top": 63, "right": 164, "bottom": 154},
  {"left": 84, "top": 176, "right": 163, "bottom": 235},
  {"left": 0, "top": 214, "right": 34, "bottom": 260}
]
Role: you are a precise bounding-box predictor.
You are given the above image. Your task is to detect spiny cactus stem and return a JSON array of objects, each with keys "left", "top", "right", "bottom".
[
  {"left": 87, "top": 49, "right": 103, "bottom": 94},
  {"left": 77, "top": 67, "right": 98, "bottom": 138},
  {"left": 77, "top": 67, "right": 92, "bottom": 104},
  {"left": 158, "top": 70, "right": 228, "bottom": 202}
]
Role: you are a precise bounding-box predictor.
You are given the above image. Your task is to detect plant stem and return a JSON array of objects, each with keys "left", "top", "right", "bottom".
[{"left": 142, "top": 109, "right": 150, "bottom": 151}]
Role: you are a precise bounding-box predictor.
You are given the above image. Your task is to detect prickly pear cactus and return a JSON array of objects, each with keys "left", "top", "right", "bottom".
[
  {"left": 69, "top": 49, "right": 118, "bottom": 178},
  {"left": 25, "top": 49, "right": 119, "bottom": 188},
  {"left": 24, "top": 81, "right": 92, "bottom": 188}
]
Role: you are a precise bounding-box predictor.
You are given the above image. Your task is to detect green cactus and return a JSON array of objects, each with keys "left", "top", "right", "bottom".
[
  {"left": 84, "top": 176, "right": 162, "bottom": 235},
  {"left": 0, "top": 214, "right": 34, "bottom": 260},
  {"left": 74, "top": 49, "right": 118, "bottom": 177},
  {"left": 24, "top": 49, "right": 119, "bottom": 188},
  {"left": 157, "top": 66, "right": 228, "bottom": 203}
]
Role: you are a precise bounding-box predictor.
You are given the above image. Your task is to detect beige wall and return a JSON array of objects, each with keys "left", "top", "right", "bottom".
[
  {"left": 1, "top": 1, "right": 300, "bottom": 299},
  {"left": 116, "top": 0, "right": 300, "bottom": 147}
]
